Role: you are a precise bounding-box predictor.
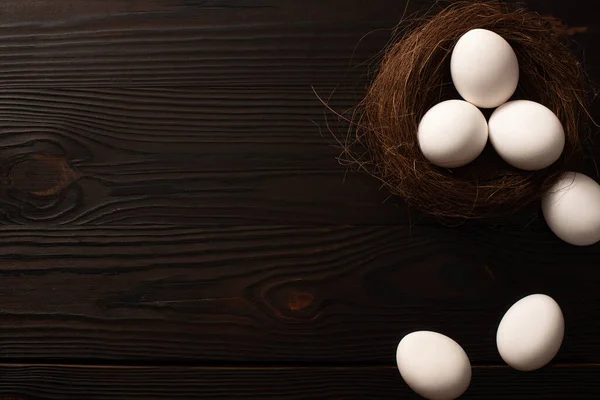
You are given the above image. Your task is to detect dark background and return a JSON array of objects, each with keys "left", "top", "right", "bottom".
[{"left": 0, "top": 0, "right": 598, "bottom": 398}]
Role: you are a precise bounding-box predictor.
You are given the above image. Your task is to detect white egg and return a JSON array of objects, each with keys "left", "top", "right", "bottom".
[
  {"left": 418, "top": 100, "right": 488, "bottom": 168},
  {"left": 396, "top": 331, "right": 471, "bottom": 400},
  {"left": 451, "top": 29, "right": 519, "bottom": 108},
  {"left": 488, "top": 100, "right": 565, "bottom": 170},
  {"left": 542, "top": 172, "right": 600, "bottom": 246},
  {"left": 496, "top": 294, "right": 564, "bottom": 371}
]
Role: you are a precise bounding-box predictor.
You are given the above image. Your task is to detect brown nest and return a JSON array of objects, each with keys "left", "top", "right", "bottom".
[{"left": 342, "top": 1, "right": 590, "bottom": 220}]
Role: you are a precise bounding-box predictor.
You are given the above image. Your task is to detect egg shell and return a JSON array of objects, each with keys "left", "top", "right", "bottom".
[
  {"left": 488, "top": 100, "right": 565, "bottom": 170},
  {"left": 418, "top": 100, "right": 488, "bottom": 168},
  {"left": 451, "top": 29, "right": 519, "bottom": 108},
  {"left": 542, "top": 172, "right": 600, "bottom": 246},
  {"left": 396, "top": 331, "right": 471, "bottom": 400},
  {"left": 496, "top": 294, "right": 564, "bottom": 371}
]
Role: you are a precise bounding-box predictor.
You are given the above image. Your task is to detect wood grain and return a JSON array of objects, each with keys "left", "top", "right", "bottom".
[
  {"left": 0, "top": 87, "right": 411, "bottom": 225},
  {"left": 0, "top": 0, "right": 597, "bottom": 87},
  {"left": 0, "top": 364, "right": 599, "bottom": 399},
  {"left": 0, "top": 0, "right": 415, "bottom": 87},
  {"left": 0, "top": 224, "right": 597, "bottom": 363}
]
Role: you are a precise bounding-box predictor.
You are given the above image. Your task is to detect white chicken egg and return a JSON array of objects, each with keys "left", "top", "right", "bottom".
[
  {"left": 451, "top": 29, "right": 519, "bottom": 108},
  {"left": 488, "top": 100, "right": 565, "bottom": 170},
  {"left": 496, "top": 294, "right": 564, "bottom": 371},
  {"left": 418, "top": 100, "right": 488, "bottom": 168},
  {"left": 542, "top": 172, "right": 600, "bottom": 246},
  {"left": 396, "top": 331, "right": 471, "bottom": 400}
]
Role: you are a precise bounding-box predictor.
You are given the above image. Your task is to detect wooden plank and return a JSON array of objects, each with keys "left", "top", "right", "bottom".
[
  {"left": 0, "top": 87, "right": 409, "bottom": 225},
  {"left": 1, "top": 87, "right": 597, "bottom": 226},
  {"left": 0, "top": 224, "right": 597, "bottom": 362},
  {"left": 0, "top": 0, "right": 419, "bottom": 87},
  {"left": 0, "top": 0, "right": 597, "bottom": 87},
  {"left": 0, "top": 364, "right": 598, "bottom": 399}
]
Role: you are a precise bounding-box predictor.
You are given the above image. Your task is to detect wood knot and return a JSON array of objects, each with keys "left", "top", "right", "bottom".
[
  {"left": 8, "top": 154, "right": 78, "bottom": 196},
  {"left": 288, "top": 291, "right": 314, "bottom": 311}
]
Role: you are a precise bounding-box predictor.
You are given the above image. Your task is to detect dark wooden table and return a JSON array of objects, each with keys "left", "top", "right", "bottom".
[{"left": 0, "top": 0, "right": 599, "bottom": 398}]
